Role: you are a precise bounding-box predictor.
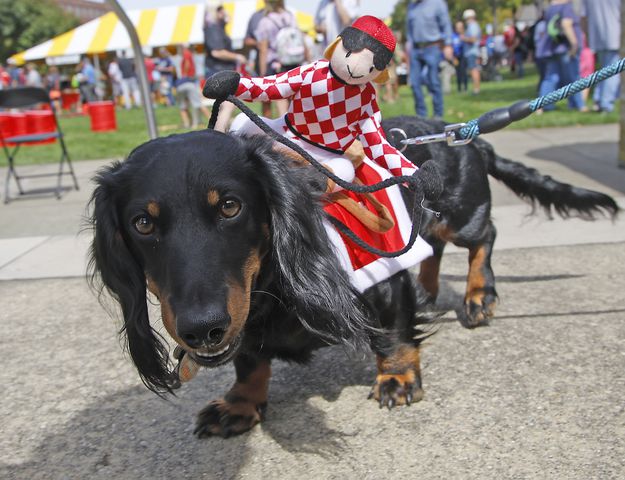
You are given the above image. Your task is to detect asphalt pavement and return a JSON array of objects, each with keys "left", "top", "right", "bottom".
[{"left": 1, "top": 124, "right": 624, "bottom": 479}]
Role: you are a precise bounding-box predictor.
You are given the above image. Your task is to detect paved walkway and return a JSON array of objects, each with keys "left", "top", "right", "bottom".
[{"left": 1, "top": 124, "right": 624, "bottom": 280}]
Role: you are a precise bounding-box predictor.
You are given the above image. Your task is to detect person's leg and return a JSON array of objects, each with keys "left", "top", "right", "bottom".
[
  {"left": 562, "top": 54, "right": 583, "bottom": 110},
  {"left": 466, "top": 54, "right": 480, "bottom": 94},
  {"left": 130, "top": 78, "right": 142, "bottom": 107},
  {"left": 538, "top": 56, "right": 560, "bottom": 111},
  {"left": 423, "top": 45, "right": 444, "bottom": 117},
  {"left": 598, "top": 50, "right": 620, "bottom": 112},
  {"left": 409, "top": 48, "right": 427, "bottom": 117},
  {"left": 121, "top": 78, "right": 131, "bottom": 109}
]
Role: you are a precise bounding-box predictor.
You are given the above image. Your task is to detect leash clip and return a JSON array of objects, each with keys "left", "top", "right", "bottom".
[{"left": 392, "top": 123, "right": 472, "bottom": 151}]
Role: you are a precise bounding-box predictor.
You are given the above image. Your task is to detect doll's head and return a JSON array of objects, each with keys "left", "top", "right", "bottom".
[{"left": 324, "top": 15, "right": 395, "bottom": 85}]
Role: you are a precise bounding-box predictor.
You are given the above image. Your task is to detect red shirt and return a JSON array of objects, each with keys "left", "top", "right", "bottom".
[
  {"left": 235, "top": 59, "right": 416, "bottom": 177},
  {"left": 180, "top": 48, "right": 196, "bottom": 79}
]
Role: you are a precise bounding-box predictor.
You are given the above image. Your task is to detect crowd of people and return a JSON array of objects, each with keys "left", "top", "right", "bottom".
[
  {"left": 405, "top": 0, "right": 621, "bottom": 118},
  {"left": 1, "top": 0, "right": 620, "bottom": 127}
]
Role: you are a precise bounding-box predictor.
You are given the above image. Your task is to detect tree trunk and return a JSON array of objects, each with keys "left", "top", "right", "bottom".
[{"left": 620, "top": 0, "right": 625, "bottom": 168}]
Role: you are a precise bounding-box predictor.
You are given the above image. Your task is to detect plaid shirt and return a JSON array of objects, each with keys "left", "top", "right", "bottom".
[{"left": 235, "top": 59, "right": 416, "bottom": 177}]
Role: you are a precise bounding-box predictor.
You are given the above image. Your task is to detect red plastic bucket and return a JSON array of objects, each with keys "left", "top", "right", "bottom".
[
  {"left": 0, "top": 112, "right": 28, "bottom": 146},
  {"left": 88, "top": 101, "right": 116, "bottom": 132},
  {"left": 26, "top": 110, "right": 56, "bottom": 145},
  {"left": 61, "top": 90, "right": 80, "bottom": 111}
]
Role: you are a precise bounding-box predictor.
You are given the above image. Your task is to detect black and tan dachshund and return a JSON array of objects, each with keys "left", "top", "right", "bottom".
[
  {"left": 89, "top": 129, "right": 433, "bottom": 438},
  {"left": 89, "top": 120, "right": 619, "bottom": 438},
  {"left": 383, "top": 116, "right": 619, "bottom": 327}
]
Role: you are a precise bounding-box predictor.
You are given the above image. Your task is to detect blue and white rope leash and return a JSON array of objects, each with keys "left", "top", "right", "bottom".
[{"left": 394, "top": 57, "right": 625, "bottom": 149}]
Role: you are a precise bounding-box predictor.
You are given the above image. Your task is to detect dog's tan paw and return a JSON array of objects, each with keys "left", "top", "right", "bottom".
[
  {"left": 460, "top": 290, "right": 497, "bottom": 328},
  {"left": 368, "top": 372, "right": 424, "bottom": 409},
  {"left": 194, "top": 399, "right": 266, "bottom": 438}
]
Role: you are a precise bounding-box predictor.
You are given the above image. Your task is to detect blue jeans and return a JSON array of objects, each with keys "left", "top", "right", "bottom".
[
  {"left": 409, "top": 45, "right": 443, "bottom": 117},
  {"left": 539, "top": 53, "right": 583, "bottom": 111},
  {"left": 594, "top": 50, "right": 620, "bottom": 112}
]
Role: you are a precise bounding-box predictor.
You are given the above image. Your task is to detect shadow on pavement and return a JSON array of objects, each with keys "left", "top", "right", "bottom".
[
  {"left": 527, "top": 142, "right": 625, "bottom": 194},
  {"left": 1, "top": 347, "right": 376, "bottom": 479}
]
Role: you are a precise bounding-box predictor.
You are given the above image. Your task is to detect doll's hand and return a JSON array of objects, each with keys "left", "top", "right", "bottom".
[{"left": 202, "top": 70, "right": 241, "bottom": 100}]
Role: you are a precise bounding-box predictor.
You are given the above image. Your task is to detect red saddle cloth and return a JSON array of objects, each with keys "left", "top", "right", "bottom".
[{"left": 323, "top": 158, "right": 433, "bottom": 292}]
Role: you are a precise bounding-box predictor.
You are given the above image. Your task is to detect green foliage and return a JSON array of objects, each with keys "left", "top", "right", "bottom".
[{"left": 0, "top": 0, "right": 79, "bottom": 62}]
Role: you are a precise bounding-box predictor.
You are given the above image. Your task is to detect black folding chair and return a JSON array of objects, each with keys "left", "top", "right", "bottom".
[{"left": 0, "top": 87, "right": 79, "bottom": 204}]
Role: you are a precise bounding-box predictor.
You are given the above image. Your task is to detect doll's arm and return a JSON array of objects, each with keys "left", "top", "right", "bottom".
[
  {"left": 235, "top": 62, "right": 316, "bottom": 102},
  {"left": 358, "top": 100, "right": 417, "bottom": 177}
]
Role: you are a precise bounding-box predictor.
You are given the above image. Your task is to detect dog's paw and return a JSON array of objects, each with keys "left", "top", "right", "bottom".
[
  {"left": 368, "top": 372, "right": 424, "bottom": 410},
  {"left": 194, "top": 399, "right": 266, "bottom": 438},
  {"left": 459, "top": 291, "right": 497, "bottom": 328}
]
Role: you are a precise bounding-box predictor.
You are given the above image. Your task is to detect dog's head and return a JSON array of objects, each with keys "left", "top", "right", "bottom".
[{"left": 89, "top": 130, "right": 369, "bottom": 393}]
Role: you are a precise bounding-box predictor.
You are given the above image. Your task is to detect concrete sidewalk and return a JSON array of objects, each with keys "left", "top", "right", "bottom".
[{"left": 1, "top": 124, "right": 624, "bottom": 280}]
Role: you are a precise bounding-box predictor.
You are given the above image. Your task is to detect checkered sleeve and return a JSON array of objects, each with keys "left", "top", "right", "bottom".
[
  {"left": 235, "top": 62, "right": 316, "bottom": 102},
  {"left": 358, "top": 98, "right": 417, "bottom": 177}
]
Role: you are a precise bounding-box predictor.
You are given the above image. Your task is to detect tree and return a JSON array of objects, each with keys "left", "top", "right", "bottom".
[{"left": 0, "top": 0, "right": 79, "bottom": 62}]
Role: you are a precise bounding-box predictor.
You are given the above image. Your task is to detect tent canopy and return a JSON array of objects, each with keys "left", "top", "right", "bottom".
[{"left": 10, "top": 1, "right": 315, "bottom": 65}]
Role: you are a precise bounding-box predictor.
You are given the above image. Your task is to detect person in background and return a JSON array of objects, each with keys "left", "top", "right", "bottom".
[
  {"left": 462, "top": 9, "right": 481, "bottom": 95},
  {"left": 254, "top": 0, "right": 310, "bottom": 117},
  {"left": 24, "top": 63, "right": 43, "bottom": 88},
  {"left": 118, "top": 51, "right": 142, "bottom": 109},
  {"left": 243, "top": 7, "right": 270, "bottom": 116},
  {"left": 204, "top": 1, "right": 246, "bottom": 131},
  {"left": 0, "top": 63, "right": 10, "bottom": 90},
  {"left": 156, "top": 48, "right": 176, "bottom": 106},
  {"left": 532, "top": 12, "right": 549, "bottom": 90},
  {"left": 144, "top": 55, "right": 157, "bottom": 105},
  {"left": 405, "top": 0, "right": 454, "bottom": 118},
  {"left": 537, "top": 0, "right": 583, "bottom": 113},
  {"left": 176, "top": 44, "right": 210, "bottom": 129},
  {"left": 44, "top": 65, "right": 61, "bottom": 108},
  {"left": 77, "top": 57, "right": 97, "bottom": 103},
  {"left": 314, "top": 0, "right": 360, "bottom": 50},
  {"left": 578, "top": 32, "right": 594, "bottom": 110},
  {"left": 511, "top": 21, "right": 529, "bottom": 78},
  {"left": 581, "top": 0, "right": 620, "bottom": 113},
  {"left": 452, "top": 20, "right": 467, "bottom": 92},
  {"left": 107, "top": 55, "right": 123, "bottom": 106}
]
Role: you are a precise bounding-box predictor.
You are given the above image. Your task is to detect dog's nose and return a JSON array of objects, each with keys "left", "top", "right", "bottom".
[{"left": 177, "top": 308, "right": 230, "bottom": 349}]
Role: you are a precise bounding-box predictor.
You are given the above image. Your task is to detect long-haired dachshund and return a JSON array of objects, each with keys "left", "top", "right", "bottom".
[
  {"left": 89, "top": 129, "right": 431, "bottom": 438},
  {"left": 384, "top": 116, "right": 620, "bottom": 327}
]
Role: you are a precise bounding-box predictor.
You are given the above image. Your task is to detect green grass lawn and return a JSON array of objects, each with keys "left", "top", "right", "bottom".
[{"left": 1, "top": 66, "right": 618, "bottom": 166}]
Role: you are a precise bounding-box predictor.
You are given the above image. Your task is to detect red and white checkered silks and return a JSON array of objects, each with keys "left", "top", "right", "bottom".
[{"left": 235, "top": 59, "right": 417, "bottom": 178}]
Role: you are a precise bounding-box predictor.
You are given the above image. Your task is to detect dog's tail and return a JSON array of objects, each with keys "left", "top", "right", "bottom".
[{"left": 477, "top": 140, "right": 620, "bottom": 220}]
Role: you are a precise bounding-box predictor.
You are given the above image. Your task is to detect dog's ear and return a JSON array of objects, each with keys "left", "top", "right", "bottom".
[
  {"left": 88, "top": 161, "right": 173, "bottom": 394},
  {"left": 244, "top": 137, "right": 371, "bottom": 348}
]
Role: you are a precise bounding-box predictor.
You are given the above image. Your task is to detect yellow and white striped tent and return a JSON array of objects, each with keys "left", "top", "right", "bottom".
[{"left": 9, "top": 1, "right": 315, "bottom": 65}]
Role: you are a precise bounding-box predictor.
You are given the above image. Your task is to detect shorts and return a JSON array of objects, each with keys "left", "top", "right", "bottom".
[
  {"left": 176, "top": 81, "right": 202, "bottom": 110},
  {"left": 465, "top": 54, "right": 480, "bottom": 70}
]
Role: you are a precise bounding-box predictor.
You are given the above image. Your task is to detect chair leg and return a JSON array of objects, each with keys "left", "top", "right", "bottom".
[
  {"left": 60, "top": 139, "right": 79, "bottom": 192},
  {"left": 3, "top": 165, "right": 11, "bottom": 204},
  {"left": 3, "top": 154, "right": 24, "bottom": 204}
]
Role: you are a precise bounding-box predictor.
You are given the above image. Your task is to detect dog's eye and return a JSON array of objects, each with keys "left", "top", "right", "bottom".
[
  {"left": 220, "top": 199, "right": 241, "bottom": 218},
  {"left": 133, "top": 215, "right": 155, "bottom": 235}
]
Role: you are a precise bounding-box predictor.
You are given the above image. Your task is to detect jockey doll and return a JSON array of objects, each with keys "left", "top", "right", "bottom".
[{"left": 205, "top": 15, "right": 418, "bottom": 189}]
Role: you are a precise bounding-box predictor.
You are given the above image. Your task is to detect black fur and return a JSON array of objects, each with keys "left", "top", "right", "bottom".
[
  {"left": 89, "top": 129, "right": 430, "bottom": 436},
  {"left": 383, "top": 115, "right": 620, "bottom": 327}
]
